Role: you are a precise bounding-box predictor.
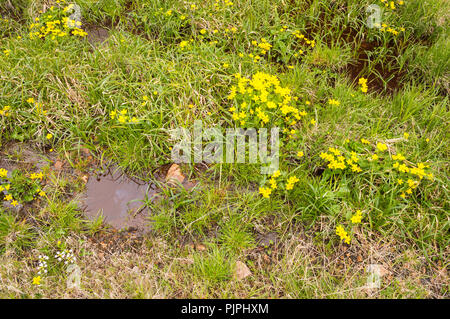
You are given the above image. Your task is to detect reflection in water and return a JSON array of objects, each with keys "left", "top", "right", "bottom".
[{"left": 83, "top": 167, "right": 156, "bottom": 233}]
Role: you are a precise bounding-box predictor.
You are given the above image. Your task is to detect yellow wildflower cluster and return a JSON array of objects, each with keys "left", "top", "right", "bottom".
[
  {"left": 320, "top": 148, "right": 362, "bottom": 172},
  {"left": 320, "top": 136, "right": 433, "bottom": 201},
  {"left": 392, "top": 156, "right": 433, "bottom": 198},
  {"left": 285, "top": 176, "right": 299, "bottom": 190},
  {"left": 376, "top": 142, "right": 388, "bottom": 152},
  {"left": 328, "top": 99, "right": 340, "bottom": 106},
  {"left": 227, "top": 72, "right": 309, "bottom": 129},
  {"left": 258, "top": 186, "right": 272, "bottom": 198},
  {"left": 358, "top": 78, "right": 368, "bottom": 93},
  {"left": 30, "top": 172, "right": 44, "bottom": 180},
  {"left": 0, "top": 168, "right": 8, "bottom": 179},
  {"left": 179, "top": 39, "right": 193, "bottom": 50},
  {"left": 28, "top": 5, "right": 87, "bottom": 40},
  {"left": 197, "top": 26, "right": 239, "bottom": 45},
  {"left": 379, "top": 23, "right": 405, "bottom": 35},
  {"left": 1, "top": 168, "right": 47, "bottom": 209},
  {"left": 335, "top": 209, "right": 364, "bottom": 244},
  {"left": 0, "top": 105, "right": 11, "bottom": 117},
  {"left": 0, "top": 169, "right": 17, "bottom": 207},
  {"left": 291, "top": 30, "right": 316, "bottom": 48},
  {"left": 26, "top": 97, "right": 48, "bottom": 116},
  {"left": 336, "top": 225, "right": 351, "bottom": 244},
  {"left": 258, "top": 170, "right": 301, "bottom": 198},
  {"left": 154, "top": 6, "right": 192, "bottom": 25},
  {"left": 351, "top": 210, "right": 363, "bottom": 224},
  {"left": 259, "top": 170, "right": 281, "bottom": 198},
  {"left": 241, "top": 38, "right": 272, "bottom": 62},
  {"left": 252, "top": 38, "right": 272, "bottom": 54},
  {"left": 213, "top": 0, "right": 234, "bottom": 10},
  {"left": 141, "top": 94, "right": 157, "bottom": 106},
  {"left": 380, "top": 0, "right": 405, "bottom": 10},
  {"left": 110, "top": 109, "right": 139, "bottom": 124}
]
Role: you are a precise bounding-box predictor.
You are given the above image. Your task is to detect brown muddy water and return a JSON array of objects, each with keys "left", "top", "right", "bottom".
[{"left": 82, "top": 167, "right": 157, "bottom": 233}]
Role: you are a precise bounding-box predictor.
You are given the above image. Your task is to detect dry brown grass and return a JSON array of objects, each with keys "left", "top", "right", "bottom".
[{"left": 1, "top": 225, "right": 447, "bottom": 298}]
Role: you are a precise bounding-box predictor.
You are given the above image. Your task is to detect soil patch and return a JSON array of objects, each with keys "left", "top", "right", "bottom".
[{"left": 85, "top": 24, "right": 110, "bottom": 46}]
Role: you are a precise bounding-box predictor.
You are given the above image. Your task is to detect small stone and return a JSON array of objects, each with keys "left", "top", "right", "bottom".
[
  {"left": 234, "top": 261, "right": 252, "bottom": 280},
  {"left": 165, "top": 164, "right": 185, "bottom": 185}
]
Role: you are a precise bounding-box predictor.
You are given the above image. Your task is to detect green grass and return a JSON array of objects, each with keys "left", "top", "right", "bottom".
[{"left": 0, "top": 0, "right": 448, "bottom": 298}]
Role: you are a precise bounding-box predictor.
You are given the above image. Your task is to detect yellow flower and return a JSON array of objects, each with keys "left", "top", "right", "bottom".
[
  {"left": 11, "top": 200, "right": 19, "bottom": 207},
  {"left": 269, "top": 178, "right": 277, "bottom": 190},
  {"left": 407, "top": 179, "right": 418, "bottom": 189},
  {"left": 351, "top": 210, "right": 363, "bottom": 224},
  {"left": 259, "top": 187, "right": 272, "bottom": 198},
  {"left": 392, "top": 153, "right": 406, "bottom": 161},
  {"left": 398, "top": 163, "right": 409, "bottom": 173},
  {"left": 328, "top": 99, "right": 340, "bottom": 106},
  {"left": 358, "top": 78, "right": 368, "bottom": 93},
  {"left": 361, "top": 138, "right": 370, "bottom": 144},
  {"left": 376, "top": 142, "right": 388, "bottom": 152},
  {"left": 46, "top": 133, "right": 53, "bottom": 140},
  {"left": 403, "top": 132, "right": 409, "bottom": 140},
  {"left": 358, "top": 78, "right": 367, "bottom": 85},
  {"left": 328, "top": 147, "right": 340, "bottom": 156},
  {"left": 272, "top": 170, "right": 281, "bottom": 178},
  {"left": 118, "top": 115, "right": 127, "bottom": 123},
  {"left": 32, "top": 276, "right": 41, "bottom": 285},
  {"left": 0, "top": 168, "right": 8, "bottom": 178},
  {"left": 336, "top": 225, "right": 351, "bottom": 244},
  {"left": 297, "top": 151, "right": 304, "bottom": 158},
  {"left": 179, "top": 40, "right": 189, "bottom": 49},
  {"left": 286, "top": 176, "right": 299, "bottom": 190},
  {"left": 130, "top": 117, "right": 139, "bottom": 124}
]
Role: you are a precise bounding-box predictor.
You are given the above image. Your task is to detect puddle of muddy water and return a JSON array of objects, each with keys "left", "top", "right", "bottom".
[{"left": 83, "top": 167, "right": 157, "bottom": 233}]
